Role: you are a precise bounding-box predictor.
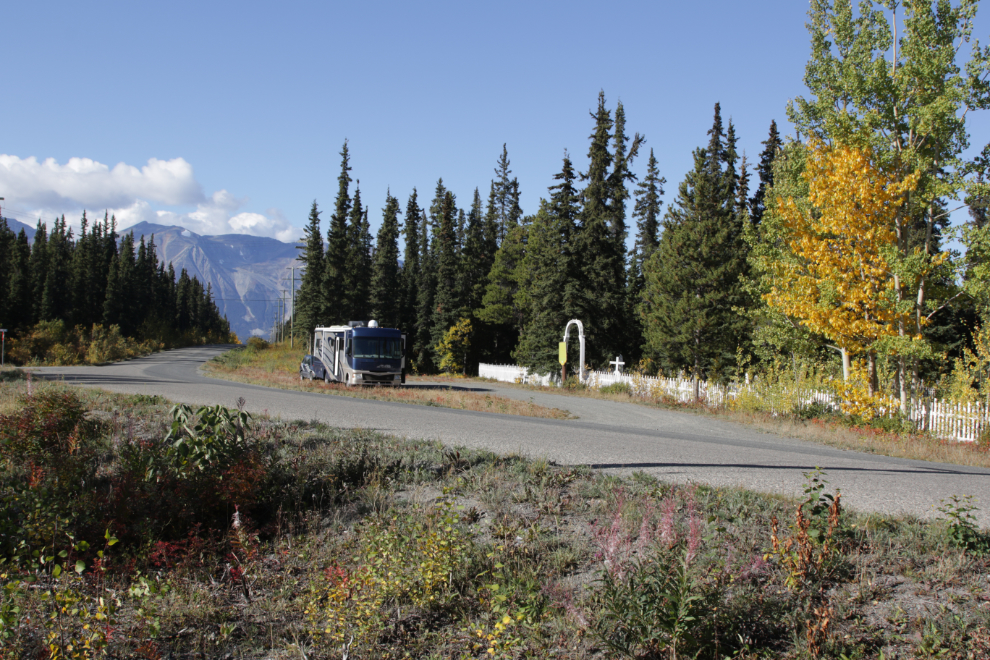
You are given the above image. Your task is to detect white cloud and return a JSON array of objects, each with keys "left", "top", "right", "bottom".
[{"left": 0, "top": 154, "right": 299, "bottom": 242}]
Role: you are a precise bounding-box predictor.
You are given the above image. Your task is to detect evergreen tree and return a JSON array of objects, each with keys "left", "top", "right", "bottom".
[
  {"left": 324, "top": 142, "right": 352, "bottom": 324},
  {"left": 572, "top": 91, "right": 626, "bottom": 365},
  {"left": 629, "top": 149, "right": 665, "bottom": 298},
  {"left": 69, "top": 212, "right": 93, "bottom": 326},
  {"left": 400, "top": 189, "right": 422, "bottom": 333},
  {"left": 296, "top": 201, "right": 325, "bottom": 338},
  {"left": 491, "top": 145, "right": 522, "bottom": 243},
  {"left": 514, "top": 201, "right": 567, "bottom": 373},
  {"left": 103, "top": 232, "right": 137, "bottom": 334},
  {"left": 345, "top": 183, "right": 371, "bottom": 321},
  {"left": 515, "top": 154, "right": 586, "bottom": 373},
  {"left": 41, "top": 216, "right": 72, "bottom": 323},
  {"left": 431, "top": 190, "right": 460, "bottom": 363},
  {"left": 8, "top": 230, "right": 31, "bottom": 330},
  {"left": 641, "top": 103, "right": 751, "bottom": 383},
  {"left": 0, "top": 219, "right": 15, "bottom": 326},
  {"left": 29, "top": 221, "right": 49, "bottom": 322},
  {"left": 478, "top": 220, "right": 529, "bottom": 362},
  {"left": 413, "top": 183, "right": 441, "bottom": 372},
  {"left": 459, "top": 188, "right": 490, "bottom": 313},
  {"left": 749, "top": 120, "right": 782, "bottom": 226},
  {"left": 370, "top": 191, "right": 402, "bottom": 328}
]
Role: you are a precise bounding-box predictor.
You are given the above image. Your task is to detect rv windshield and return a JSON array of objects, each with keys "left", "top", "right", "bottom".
[{"left": 353, "top": 337, "right": 402, "bottom": 360}]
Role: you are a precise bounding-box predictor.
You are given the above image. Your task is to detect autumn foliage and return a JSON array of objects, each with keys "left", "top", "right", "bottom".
[{"left": 765, "top": 142, "right": 922, "bottom": 358}]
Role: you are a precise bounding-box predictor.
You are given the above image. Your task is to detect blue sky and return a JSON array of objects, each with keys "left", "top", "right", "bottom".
[{"left": 2, "top": 1, "right": 989, "bottom": 245}]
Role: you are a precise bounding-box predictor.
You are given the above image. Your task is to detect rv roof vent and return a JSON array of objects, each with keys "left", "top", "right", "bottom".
[
  {"left": 348, "top": 321, "right": 366, "bottom": 328},
  {"left": 368, "top": 320, "right": 379, "bottom": 328}
]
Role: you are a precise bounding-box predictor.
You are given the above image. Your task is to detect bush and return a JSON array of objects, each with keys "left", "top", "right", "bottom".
[
  {"left": 562, "top": 376, "right": 586, "bottom": 390},
  {"left": 600, "top": 382, "right": 632, "bottom": 396},
  {"left": 247, "top": 336, "right": 269, "bottom": 351}
]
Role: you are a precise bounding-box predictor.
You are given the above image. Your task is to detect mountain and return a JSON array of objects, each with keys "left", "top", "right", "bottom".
[
  {"left": 1, "top": 217, "right": 37, "bottom": 240},
  {"left": 122, "top": 222, "right": 303, "bottom": 342}
]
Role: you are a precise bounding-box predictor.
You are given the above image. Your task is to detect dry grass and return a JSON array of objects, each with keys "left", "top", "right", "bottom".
[
  {"left": 203, "top": 343, "right": 572, "bottom": 420},
  {"left": 483, "top": 378, "right": 990, "bottom": 468}
]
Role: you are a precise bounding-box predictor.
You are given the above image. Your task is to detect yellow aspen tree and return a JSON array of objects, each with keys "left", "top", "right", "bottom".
[{"left": 765, "top": 142, "right": 921, "bottom": 394}]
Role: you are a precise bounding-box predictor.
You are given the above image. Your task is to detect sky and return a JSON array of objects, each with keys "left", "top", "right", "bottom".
[{"left": 2, "top": 1, "right": 990, "bottom": 246}]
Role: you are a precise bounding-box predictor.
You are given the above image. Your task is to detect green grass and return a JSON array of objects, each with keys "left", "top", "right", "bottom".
[{"left": 0, "top": 379, "right": 988, "bottom": 658}]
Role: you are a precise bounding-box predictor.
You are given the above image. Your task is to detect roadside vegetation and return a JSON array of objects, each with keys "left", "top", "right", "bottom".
[
  {"left": 0, "top": 379, "right": 988, "bottom": 659},
  {"left": 489, "top": 376, "right": 990, "bottom": 470},
  {"left": 203, "top": 339, "right": 572, "bottom": 420}
]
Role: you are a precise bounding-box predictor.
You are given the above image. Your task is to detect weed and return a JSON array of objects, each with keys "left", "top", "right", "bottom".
[
  {"left": 935, "top": 495, "right": 988, "bottom": 556},
  {"left": 766, "top": 469, "right": 844, "bottom": 657}
]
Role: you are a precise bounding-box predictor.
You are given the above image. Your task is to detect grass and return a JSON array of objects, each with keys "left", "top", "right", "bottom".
[
  {"left": 487, "top": 377, "right": 990, "bottom": 469},
  {"left": 202, "top": 343, "right": 573, "bottom": 420},
  {"left": 1, "top": 380, "right": 989, "bottom": 658}
]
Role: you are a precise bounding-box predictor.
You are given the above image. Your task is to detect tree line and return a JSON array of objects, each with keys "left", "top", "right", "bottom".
[
  {"left": 0, "top": 212, "right": 232, "bottom": 356},
  {"left": 297, "top": 0, "right": 990, "bottom": 402},
  {"left": 293, "top": 93, "right": 766, "bottom": 377}
]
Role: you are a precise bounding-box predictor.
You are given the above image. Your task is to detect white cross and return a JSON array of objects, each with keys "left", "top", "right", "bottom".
[{"left": 610, "top": 356, "right": 625, "bottom": 374}]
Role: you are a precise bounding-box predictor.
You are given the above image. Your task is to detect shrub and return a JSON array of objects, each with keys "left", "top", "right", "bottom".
[
  {"left": 600, "top": 382, "right": 632, "bottom": 396},
  {"left": 436, "top": 318, "right": 472, "bottom": 375},
  {"left": 86, "top": 324, "right": 132, "bottom": 364},
  {"left": 246, "top": 336, "right": 269, "bottom": 351},
  {"left": 157, "top": 403, "right": 252, "bottom": 478},
  {"left": 306, "top": 494, "right": 474, "bottom": 652},
  {"left": 0, "top": 391, "right": 95, "bottom": 460}
]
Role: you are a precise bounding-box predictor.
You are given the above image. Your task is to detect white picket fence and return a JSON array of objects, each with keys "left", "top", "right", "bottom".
[{"left": 478, "top": 363, "right": 987, "bottom": 443}]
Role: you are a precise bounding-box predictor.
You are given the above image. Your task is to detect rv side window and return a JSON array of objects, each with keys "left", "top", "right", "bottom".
[{"left": 316, "top": 338, "right": 322, "bottom": 351}]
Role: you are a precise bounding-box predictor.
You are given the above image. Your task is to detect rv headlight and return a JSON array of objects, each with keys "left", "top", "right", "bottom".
[{"left": 354, "top": 373, "right": 363, "bottom": 381}]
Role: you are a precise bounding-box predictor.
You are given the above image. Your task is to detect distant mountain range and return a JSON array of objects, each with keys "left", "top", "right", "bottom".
[{"left": 1, "top": 216, "right": 303, "bottom": 343}]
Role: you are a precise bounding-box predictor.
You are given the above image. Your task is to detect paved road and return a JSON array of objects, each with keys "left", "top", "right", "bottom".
[{"left": 30, "top": 345, "right": 990, "bottom": 526}]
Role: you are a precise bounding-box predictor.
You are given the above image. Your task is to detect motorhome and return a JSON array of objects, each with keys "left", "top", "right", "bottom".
[{"left": 303, "top": 321, "right": 406, "bottom": 386}]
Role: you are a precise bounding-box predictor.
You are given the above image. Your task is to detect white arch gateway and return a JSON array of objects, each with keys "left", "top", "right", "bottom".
[{"left": 563, "top": 319, "right": 586, "bottom": 383}]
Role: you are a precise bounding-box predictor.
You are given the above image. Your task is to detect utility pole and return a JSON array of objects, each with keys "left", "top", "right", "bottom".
[{"left": 282, "top": 266, "right": 300, "bottom": 349}]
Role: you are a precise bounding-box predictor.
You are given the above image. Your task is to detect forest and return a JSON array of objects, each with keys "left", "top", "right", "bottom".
[
  {"left": 294, "top": 0, "right": 990, "bottom": 413},
  {"left": 0, "top": 212, "right": 233, "bottom": 364}
]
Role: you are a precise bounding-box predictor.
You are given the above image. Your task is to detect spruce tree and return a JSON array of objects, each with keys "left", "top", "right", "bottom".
[
  {"left": 516, "top": 154, "right": 584, "bottom": 373},
  {"left": 749, "top": 120, "right": 782, "bottom": 226},
  {"left": 41, "top": 216, "right": 72, "bottom": 323},
  {"left": 69, "top": 212, "right": 93, "bottom": 326},
  {"left": 370, "top": 191, "right": 402, "bottom": 328},
  {"left": 400, "top": 189, "right": 422, "bottom": 333},
  {"left": 296, "top": 201, "right": 325, "bottom": 337},
  {"left": 514, "top": 201, "right": 566, "bottom": 373},
  {"left": 478, "top": 220, "right": 529, "bottom": 362},
  {"left": 324, "top": 142, "right": 352, "bottom": 324},
  {"left": 459, "top": 188, "right": 490, "bottom": 313},
  {"left": 491, "top": 145, "right": 522, "bottom": 244},
  {"left": 29, "top": 221, "right": 49, "bottom": 322},
  {"left": 431, "top": 190, "right": 461, "bottom": 363},
  {"left": 0, "top": 218, "right": 15, "bottom": 326},
  {"left": 629, "top": 149, "right": 665, "bottom": 298},
  {"left": 8, "top": 229, "right": 32, "bottom": 330},
  {"left": 572, "top": 91, "right": 626, "bottom": 365},
  {"left": 641, "top": 103, "right": 751, "bottom": 383},
  {"left": 345, "top": 183, "right": 371, "bottom": 321}
]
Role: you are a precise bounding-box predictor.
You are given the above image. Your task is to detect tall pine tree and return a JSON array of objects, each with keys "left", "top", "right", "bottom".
[
  {"left": 749, "top": 120, "right": 782, "bottom": 226},
  {"left": 641, "top": 103, "right": 751, "bottom": 383},
  {"left": 370, "top": 191, "right": 402, "bottom": 328},
  {"left": 296, "top": 201, "right": 325, "bottom": 337},
  {"left": 324, "top": 142, "right": 352, "bottom": 324}
]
